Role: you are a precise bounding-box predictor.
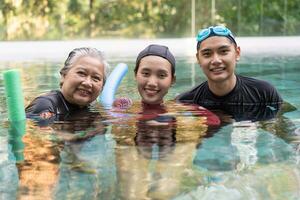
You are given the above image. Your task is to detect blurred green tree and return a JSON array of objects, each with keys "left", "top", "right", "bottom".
[{"left": 0, "top": 0, "right": 299, "bottom": 40}]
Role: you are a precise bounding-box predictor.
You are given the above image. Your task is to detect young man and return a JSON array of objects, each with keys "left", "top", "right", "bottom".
[{"left": 177, "top": 26, "right": 283, "bottom": 121}]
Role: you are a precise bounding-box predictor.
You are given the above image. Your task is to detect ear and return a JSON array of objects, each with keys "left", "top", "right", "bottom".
[
  {"left": 235, "top": 46, "right": 241, "bottom": 61},
  {"left": 134, "top": 73, "right": 137, "bottom": 81},
  {"left": 171, "top": 75, "right": 176, "bottom": 85},
  {"left": 196, "top": 52, "right": 201, "bottom": 65},
  {"left": 60, "top": 73, "right": 66, "bottom": 87}
]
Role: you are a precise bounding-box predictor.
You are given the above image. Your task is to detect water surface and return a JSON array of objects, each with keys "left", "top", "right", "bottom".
[{"left": 0, "top": 39, "right": 300, "bottom": 199}]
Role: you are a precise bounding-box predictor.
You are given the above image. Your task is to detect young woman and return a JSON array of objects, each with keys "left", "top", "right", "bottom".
[
  {"left": 112, "top": 44, "right": 220, "bottom": 126},
  {"left": 134, "top": 44, "right": 176, "bottom": 105}
]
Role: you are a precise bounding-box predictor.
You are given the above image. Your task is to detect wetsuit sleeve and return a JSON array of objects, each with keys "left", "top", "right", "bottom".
[
  {"left": 176, "top": 88, "right": 197, "bottom": 103},
  {"left": 269, "top": 86, "right": 283, "bottom": 104},
  {"left": 241, "top": 76, "right": 283, "bottom": 105},
  {"left": 25, "top": 96, "right": 56, "bottom": 117},
  {"left": 255, "top": 79, "right": 283, "bottom": 105},
  {"left": 175, "top": 82, "right": 209, "bottom": 104}
]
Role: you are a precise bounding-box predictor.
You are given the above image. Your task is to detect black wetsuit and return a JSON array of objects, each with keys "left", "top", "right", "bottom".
[
  {"left": 26, "top": 90, "right": 85, "bottom": 116},
  {"left": 25, "top": 90, "right": 92, "bottom": 125},
  {"left": 177, "top": 75, "right": 283, "bottom": 121}
]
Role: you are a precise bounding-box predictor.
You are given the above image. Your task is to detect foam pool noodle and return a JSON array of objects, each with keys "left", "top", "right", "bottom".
[
  {"left": 3, "top": 69, "right": 26, "bottom": 162},
  {"left": 3, "top": 69, "right": 26, "bottom": 121},
  {"left": 8, "top": 120, "right": 26, "bottom": 163},
  {"left": 99, "top": 63, "right": 128, "bottom": 109}
]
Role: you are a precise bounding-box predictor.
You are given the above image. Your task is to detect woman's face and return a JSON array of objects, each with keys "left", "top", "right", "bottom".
[
  {"left": 61, "top": 56, "right": 104, "bottom": 106},
  {"left": 135, "top": 55, "right": 174, "bottom": 105}
]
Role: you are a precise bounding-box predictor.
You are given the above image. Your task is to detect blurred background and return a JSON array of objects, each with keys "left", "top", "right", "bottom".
[
  {"left": 1, "top": 0, "right": 300, "bottom": 41},
  {"left": 1, "top": 2, "right": 300, "bottom": 199}
]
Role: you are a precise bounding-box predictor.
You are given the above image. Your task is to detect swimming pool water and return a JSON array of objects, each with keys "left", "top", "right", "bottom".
[{"left": 0, "top": 55, "right": 299, "bottom": 200}]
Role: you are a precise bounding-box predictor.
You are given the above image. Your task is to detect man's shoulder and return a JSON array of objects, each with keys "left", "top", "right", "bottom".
[
  {"left": 176, "top": 82, "right": 208, "bottom": 102},
  {"left": 237, "top": 75, "right": 283, "bottom": 102},
  {"left": 238, "top": 75, "right": 276, "bottom": 90}
]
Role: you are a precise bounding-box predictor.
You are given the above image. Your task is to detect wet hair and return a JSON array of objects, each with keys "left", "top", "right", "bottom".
[
  {"left": 134, "top": 44, "right": 176, "bottom": 78},
  {"left": 59, "top": 47, "right": 110, "bottom": 87}
]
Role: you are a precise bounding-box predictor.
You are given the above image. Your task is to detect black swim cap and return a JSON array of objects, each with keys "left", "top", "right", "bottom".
[{"left": 135, "top": 44, "right": 176, "bottom": 76}]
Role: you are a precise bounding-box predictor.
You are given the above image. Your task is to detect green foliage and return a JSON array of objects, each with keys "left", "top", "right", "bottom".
[{"left": 0, "top": 0, "right": 300, "bottom": 40}]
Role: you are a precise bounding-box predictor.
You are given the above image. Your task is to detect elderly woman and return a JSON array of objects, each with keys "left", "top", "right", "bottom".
[{"left": 26, "top": 47, "right": 109, "bottom": 119}]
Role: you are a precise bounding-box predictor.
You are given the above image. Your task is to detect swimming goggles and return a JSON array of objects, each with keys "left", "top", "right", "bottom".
[{"left": 196, "top": 26, "right": 236, "bottom": 47}]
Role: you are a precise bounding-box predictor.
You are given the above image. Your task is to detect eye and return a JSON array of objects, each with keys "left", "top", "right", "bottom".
[
  {"left": 220, "top": 49, "right": 230, "bottom": 55},
  {"left": 158, "top": 73, "right": 167, "bottom": 79},
  {"left": 141, "top": 71, "right": 150, "bottom": 77},
  {"left": 92, "top": 76, "right": 102, "bottom": 82},
  {"left": 202, "top": 52, "right": 211, "bottom": 57},
  {"left": 76, "top": 70, "right": 86, "bottom": 77}
]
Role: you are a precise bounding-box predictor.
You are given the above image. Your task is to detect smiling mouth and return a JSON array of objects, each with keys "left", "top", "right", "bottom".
[
  {"left": 210, "top": 67, "right": 225, "bottom": 72},
  {"left": 145, "top": 88, "right": 159, "bottom": 96},
  {"left": 77, "top": 89, "right": 91, "bottom": 96}
]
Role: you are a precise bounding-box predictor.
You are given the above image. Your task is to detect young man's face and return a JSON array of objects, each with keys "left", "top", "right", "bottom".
[
  {"left": 135, "top": 55, "right": 175, "bottom": 105},
  {"left": 196, "top": 36, "right": 240, "bottom": 84}
]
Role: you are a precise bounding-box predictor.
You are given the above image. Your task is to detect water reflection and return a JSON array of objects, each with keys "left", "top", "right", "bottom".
[
  {"left": 15, "top": 106, "right": 115, "bottom": 199},
  {"left": 1, "top": 52, "right": 300, "bottom": 199},
  {"left": 0, "top": 121, "right": 24, "bottom": 200},
  {"left": 17, "top": 121, "right": 60, "bottom": 199},
  {"left": 8, "top": 120, "right": 26, "bottom": 163},
  {"left": 54, "top": 130, "right": 117, "bottom": 199},
  {"left": 113, "top": 102, "right": 212, "bottom": 200},
  {"left": 193, "top": 121, "right": 296, "bottom": 172},
  {"left": 135, "top": 117, "right": 177, "bottom": 160},
  {"left": 205, "top": 104, "right": 282, "bottom": 122},
  {"left": 175, "top": 119, "right": 300, "bottom": 200},
  {"left": 2, "top": 99, "right": 300, "bottom": 199},
  {"left": 50, "top": 108, "right": 117, "bottom": 199}
]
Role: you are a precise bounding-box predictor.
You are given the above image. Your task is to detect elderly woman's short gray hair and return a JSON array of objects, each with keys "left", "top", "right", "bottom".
[{"left": 59, "top": 47, "right": 110, "bottom": 87}]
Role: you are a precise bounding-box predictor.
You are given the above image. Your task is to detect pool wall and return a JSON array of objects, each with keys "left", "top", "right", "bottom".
[{"left": 0, "top": 37, "right": 300, "bottom": 63}]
